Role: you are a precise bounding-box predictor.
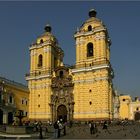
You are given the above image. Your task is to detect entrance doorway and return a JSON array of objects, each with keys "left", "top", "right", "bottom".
[
  {"left": 57, "top": 105, "right": 67, "bottom": 122},
  {"left": 0, "top": 109, "right": 3, "bottom": 124},
  {"left": 8, "top": 112, "right": 13, "bottom": 124},
  {"left": 135, "top": 112, "right": 140, "bottom": 121}
]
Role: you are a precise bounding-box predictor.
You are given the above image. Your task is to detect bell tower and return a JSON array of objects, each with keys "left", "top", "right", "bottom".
[
  {"left": 72, "top": 9, "right": 114, "bottom": 120},
  {"left": 26, "top": 24, "right": 64, "bottom": 120}
]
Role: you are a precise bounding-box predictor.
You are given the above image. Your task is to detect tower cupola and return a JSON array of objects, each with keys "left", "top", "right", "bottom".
[{"left": 88, "top": 9, "right": 97, "bottom": 18}]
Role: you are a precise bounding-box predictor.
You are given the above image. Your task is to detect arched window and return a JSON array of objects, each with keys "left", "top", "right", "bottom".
[
  {"left": 59, "top": 71, "right": 63, "bottom": 78},
  {"left": 38, "top": 54, "right": 43, "bottom": 67},
  {"left": 40, "top": 39, "right": 43, "bottom": 44},
  {"left": 87, "top": 43, "right": 93, "bottom": 57},
  {"left": 88, "top": 25, "right": 92, "bottom": 31}
]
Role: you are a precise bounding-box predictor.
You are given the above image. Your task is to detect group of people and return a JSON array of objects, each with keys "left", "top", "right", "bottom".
[
  {"left": 14, "top": 118, "right": 111, "bottom": 139},
  {"left": 53, "top": 119, "right": 66, "bottom": 138},
  {"left": 33, "top": 119, "right": 66, "bottom": 139},
  {"left": 88, "top": 120, "right": 98, "bottom": 134},
  {"left": 89, "top": 120, "right": 109, "bottom": 135}
]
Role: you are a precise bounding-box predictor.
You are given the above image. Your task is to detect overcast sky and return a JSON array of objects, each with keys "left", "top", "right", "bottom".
[{"left": 0, "top": 1, "right": 140, "bottom": 98}]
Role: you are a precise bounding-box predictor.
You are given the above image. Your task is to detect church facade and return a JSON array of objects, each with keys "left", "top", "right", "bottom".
[{"left": 26, "top": 9, "right": 114, "bottom": 122}]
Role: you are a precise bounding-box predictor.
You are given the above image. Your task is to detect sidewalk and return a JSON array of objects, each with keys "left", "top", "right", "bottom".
[
  {"left": 0, "top": 131, "right": 32, "bottom": 138},
  {"left": 0, "top": 130, "right": 55, "bottom": 139}
]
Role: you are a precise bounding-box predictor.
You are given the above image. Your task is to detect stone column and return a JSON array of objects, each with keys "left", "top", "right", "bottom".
[{"left": 3, "top": 111, "right": 8, "bottom": 124}]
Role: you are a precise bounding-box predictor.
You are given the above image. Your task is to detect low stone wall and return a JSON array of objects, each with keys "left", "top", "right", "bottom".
[{"left": 6, "top": 126, "right": 34, "bottom": 134}]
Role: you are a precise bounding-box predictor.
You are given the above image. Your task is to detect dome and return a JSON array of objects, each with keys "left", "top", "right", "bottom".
[
  {"left": 77, "top": 9, "right": 104, "bottom": 33},
  {"left": 36, "top": 24, "right": 58, "bottom": 45}
]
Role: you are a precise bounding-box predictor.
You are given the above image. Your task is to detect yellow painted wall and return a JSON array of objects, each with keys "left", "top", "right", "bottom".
[
  {"left": 119, "top": 95, "right": 131, "bottom": 120},
  {"left": 129, "top": 99, "right": 140, "bottom": 120},
  {"left": 2, "top": 80, "right": 29, "bottom": 120}
]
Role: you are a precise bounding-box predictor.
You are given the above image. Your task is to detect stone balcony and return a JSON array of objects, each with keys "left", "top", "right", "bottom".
[{"left": 25, "top": 69, "right": 52, "bottom": 80}]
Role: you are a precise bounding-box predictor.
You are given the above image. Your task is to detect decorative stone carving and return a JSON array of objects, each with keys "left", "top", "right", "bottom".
[{"left": 50, "top": 66, "right": 74, "bottom": 122}]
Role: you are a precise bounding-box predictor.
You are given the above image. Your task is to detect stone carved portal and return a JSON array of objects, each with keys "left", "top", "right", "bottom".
[
  {"left": 135, "top": 112, "right": 140, "bottom": 121},
  {"left": 57, "top": 105, "right": 67, "bottom": 122},
  {"left": 50, "top": 66, "right": 74, "bottom": 122}
]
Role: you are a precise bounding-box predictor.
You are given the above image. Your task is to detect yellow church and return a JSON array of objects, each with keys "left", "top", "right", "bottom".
[{"left": 26, "top": 9, "right": 114, "bottom": 122}]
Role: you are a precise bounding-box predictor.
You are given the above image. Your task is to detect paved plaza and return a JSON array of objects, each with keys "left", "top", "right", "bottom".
[
  {"left": 0, "top": 121, "right": 140, "bottom": 139},
  {"left": 61, "top": 123, "right": 140, "bottom": 139}
]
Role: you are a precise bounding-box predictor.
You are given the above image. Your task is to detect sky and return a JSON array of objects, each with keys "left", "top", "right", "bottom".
[{"left": 0, "top": 1, "right": 140, "bottom": 98}]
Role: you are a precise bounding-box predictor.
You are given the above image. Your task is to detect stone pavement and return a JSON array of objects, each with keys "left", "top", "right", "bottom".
[
  {"left": 0, "top": 122, "right": 140, "bottom": 139},
  {"left": 60, "top": 123, "right": 140, "bottom": 139}
]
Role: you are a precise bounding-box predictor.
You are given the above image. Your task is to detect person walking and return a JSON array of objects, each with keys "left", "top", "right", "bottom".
[
  {"left": 63, "top": 121, "right": 67, "bottom": 136},
  {"left": 45, "top": 124, "right": 48, "bottom": 136},
  {"left": 54, "top": 121, "right": 59, "bottom": 138},
  {"left": 58, "top": 120, "right": 63, "bottom": 138},
  {"left": 103, "top": 121, "right": 111, "bottom": 134},
  {"left": 39, "top": 124, "right": 43, "bottom": 139},
  {"left": 91, "top": 121, "right": 96, "bottom": 134},
  {"left": 89, "top": 121, "right": 95, "bottom": 134},
  {"left": 34, "top": 120, "right": 39, "bottom": 132},
  {"left": 94, "top": 122, "right": 98, "bottom": 133},
  {"left": 103, "top": 121, "right": 108, "bottom": 129}
]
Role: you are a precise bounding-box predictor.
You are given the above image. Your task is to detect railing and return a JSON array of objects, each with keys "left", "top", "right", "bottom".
[
  {"left": 0, "top": 99, "right": 16, "bottom": 108},
  {"left": 5, "top": 102, "right": 16, "bottom": 108},
  {"left": 73, "top": 58, "right": 110, "bottom": 69},
  {"left": 26, "top": 59, "right": 114, "bottom": 78},
  {"left": 75, "top": 26, "right": 106, "bottom": 36},
  {"left": 25, "top": 69, "right": 52, "bottom": 78}
]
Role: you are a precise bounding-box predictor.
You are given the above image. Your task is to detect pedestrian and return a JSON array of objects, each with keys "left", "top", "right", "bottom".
[
  {"left": 53, "top": 121, "right": 59, "bottom": 138},
  {"left": 34, "top": 120, "right": 39, "bottom": 132},
  {"left": 89, "top": 121, "right": 95, "bottom": 134},
  {"left": 103, "top": 121, "right": 108, "bottom": 129},
  {"left": 39, "top": 124, "right": 43, "bottom": 139},
  {"left": 45, "top": 124, "right": 48, "bottom": 136},
  {"left": 58, "top": 120, "right": 63, "bottom": 138},
  {"left": 103, "top": 121, "right": 111, "bottom": 134},
  {"left": 63, "top": 122, "right": 67, "bottom": 136},
  {"left": 94, "top": 123, "right": 98, "bottom": 133},
  {"left": 91, "top": 121, "right": 96, "bottom": 134}
]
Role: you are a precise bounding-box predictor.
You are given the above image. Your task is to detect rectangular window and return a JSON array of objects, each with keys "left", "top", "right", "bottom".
[
  {"left": 21, "top": 99, "right": 24, "bottom": 104},
  {"left": 26, "top": 100, "right": 28, "bottom": 105},
  {"left": 9, "top": 96, "right": 13, "bottom": 103}
]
